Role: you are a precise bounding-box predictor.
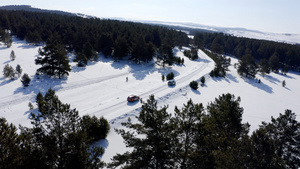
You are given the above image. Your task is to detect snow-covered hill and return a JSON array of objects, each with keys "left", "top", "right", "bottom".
[
  {"left": 1, "top": 38, "right": 300, "bottom": 163},
  {"left": 137, "top": 20, "right": 300, "bottom": 44}
]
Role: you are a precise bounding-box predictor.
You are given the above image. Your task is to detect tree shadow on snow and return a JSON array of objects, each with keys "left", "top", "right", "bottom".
[
  {"left": 93, "top": 139, "right": 109, "bottom": 159},
  {"left": 191, "top": 89, "right": 200, "bottom": 95},
  {"left": 14, "top": 74, "right": 67, "bottom": 96},
  {"left": 226, "top": 73, "right": 239, "bottom": 83},
  {"left": 71, "top": 65, "right": 86, "bottom": 73},
  {"left": 111, "top": 60, "right": 127, "bottom": 70},
  {"left": 129, "top": 62, "right": 158, "bottom": 80},
  {"left": 95, "top": 139, "right": 109, "bottom": 150},
  {"left": 24, "top": 108, "right": 40, "bottom": 120},
  {"left": 277, "top": 72, "right": 296, "bottom": 80},
  {"left": 243, "top": 77, "right": 273, "bottom": 94},
  {"left": 264, "top": 74, "right": 280, "bottom": 85},
  {"left": 212, "top": 76, "right": 231, "bottom": 84},
  {"left": 2, "top": 60, "right": 11, "bottom": 65},
  {"left": 0, "top": 77, "right": 15, "bottom": 86},
  {"left": 157, "top": 67, "right": 180, "bottom": 80}
]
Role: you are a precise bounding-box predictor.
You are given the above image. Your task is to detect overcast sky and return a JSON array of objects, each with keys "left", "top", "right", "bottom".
[{"left": 1, "top": 0, "right": 299, "bottom": 34}]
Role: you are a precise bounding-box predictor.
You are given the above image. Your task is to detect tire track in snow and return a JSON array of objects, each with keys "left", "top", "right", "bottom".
[
  {"left": 0, "top": 62, "right": 154, "bottom": 110},
  {"left": 90, "top": 50, "right": 214, "bottom": 121}
]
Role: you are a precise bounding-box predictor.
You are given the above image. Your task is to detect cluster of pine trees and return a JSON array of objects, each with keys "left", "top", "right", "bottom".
[
  {"left": 183, "top": 47, "right": 198, "bottom": 60},
  {"left": 0, "top": 89, "right": 110, "bottom": 168},
  {"left": 193, "top": 32, "right": 300, "bottom": 72},
  {"left": 0, "top": 10, "right": 189, "bottom": 66},
  {"left": 2, "top": 50, "right": 32, "bottom": 86},
  {"left": 203, "top": 50, "right": 231, "bottom": 77},
  {"left": 0, "top": 28, "right": 12, "bottom": 47},
  {"left": 108, "top": 94, "right": 300, "bottom": 169}
]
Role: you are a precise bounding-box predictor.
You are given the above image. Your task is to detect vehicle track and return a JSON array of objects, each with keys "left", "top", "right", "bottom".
[
  {"left": 0, "top": 63, "right": 154, "bottom": 109},
  {"left": 1, "top": 50, "right": 214, "bottom": 123},
  {"left": 90, "top": 50, "right": 214, "bottom": 119}
]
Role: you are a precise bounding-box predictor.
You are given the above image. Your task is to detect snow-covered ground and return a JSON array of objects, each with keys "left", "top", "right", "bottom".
[{"left": 1, "top": 38, "right": 300, "bottom": 163}]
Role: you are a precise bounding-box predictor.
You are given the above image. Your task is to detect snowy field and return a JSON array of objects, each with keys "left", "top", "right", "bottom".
[{"left": 1, "top": 38, "right": 300, "bottom": 163}]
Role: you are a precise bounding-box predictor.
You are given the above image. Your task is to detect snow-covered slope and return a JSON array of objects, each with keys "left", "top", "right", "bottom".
[
  {"left": 1, "top": 38, "right": 300, "bottom": 163},
  {"left": 136, "top": 20, "right": 300, "bottom": 44}
]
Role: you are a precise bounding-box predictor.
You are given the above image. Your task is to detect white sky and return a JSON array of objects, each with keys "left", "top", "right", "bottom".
[{"left": 1, "top": 0, "right": 299, "bottom": 34}]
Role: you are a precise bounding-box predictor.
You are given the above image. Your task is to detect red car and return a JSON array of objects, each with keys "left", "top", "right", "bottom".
[{"left": 127, "top": 95, "right": 140, "bottom": 102}]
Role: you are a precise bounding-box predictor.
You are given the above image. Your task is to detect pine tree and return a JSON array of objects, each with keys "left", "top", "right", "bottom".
[
  {"left": 28, "top": 102, "right": 34, "bottom": 110},
  {"left": 35, "top": 44, "right": 71, "bottom": 79},
  {"left": 282, "top": 80, "right": 286, "bottom": 87},
  {"left": 83, "top": 42, "right": 98, "bottom": 61},
  {"left": 109, "top": 95, "right": 173, "bottom": 168},
  {"left": 259, "top": 110, "right": 300, "bottom": 169},
  {"left": 171, "top": 99, "right": 205, "bottom": 168},
  {"left": 237, "top": 54, "right": 257, "bottom": 78},
  {"left": 211, "top": 37, "right": 223, "bottom": 54},
  {"left": 131, "top": 35, "right": 146, "bottom": 64},
  {"left": 269, "top": 52, "right": 280, "bottom": 72},
  {"left": 189, "top": 80, "right": 198, "bottom": 90},
  {"left": 251, "top": 127, "right": 281, "bottom": 168},
  {"left": 166, "top": 72, "right": 174, "bottom": 80},
  {"left": 157, "top": 44, "right": 174, "bottom": 67},
  {"left": 3, "top": 64, "right": 11, "bottom": 78},
  {"left": 20, "top": 73, "right": 31, "bottom": 87},
  {"left": 190, "top": 47, "right": 199, "bottom": 60},
  {"left": 21, "top": 89, "right": 105, "bottom": 168},
  {"left": 250, "top": 110, "right": 300, "bottom": 168},
  {"left": 281, "top": 65, "right": 289, "bottom": 75},
  {"left": 16, "top": 64, "right": 22, "bottom": 77},
  {"left": 3, "top": 31, "right": 12, "bottom": 48},
  {"left": 259, "top": 58, "right": 270, "bottom": 77},
  {"left": 10, "top": 50, "right": 16, "bottom": 61},
  {"left": 0, "top": 118, "right": 22, "bottom": 169},
  {"left": 81, "top": 115, "right": 110, "bottom": 143},
  {"left": 204, "top": 93, "right": 250, "bottom": 168},
  {"left": 35, "top": 92, "right": 45, "bottom": 113},
  {"left": 113, "top": 37, "right": 128, "bottom": 61},
  {"left": 3, "top": 64, "right": 16, "bottom": 79},
  {"left": 200, "top": 76, "right": 206, "bottom": 85},
  {"left": 74, "top": 52, "right": 88, "bottom": 67}
]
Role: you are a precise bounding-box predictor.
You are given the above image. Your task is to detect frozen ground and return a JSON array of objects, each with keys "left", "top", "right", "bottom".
[{"left": 1, "top": 38, "right": 300, "bottom": 163}]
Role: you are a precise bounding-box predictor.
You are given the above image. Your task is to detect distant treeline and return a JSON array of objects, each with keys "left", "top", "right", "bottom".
[
  {"left": 193, "top": 32, "right": 300, "bottom": 71},
  {"left": 0, "top": 9, "right": 299, "bottom": 71},
  {"left": 0, "top": 10, "right": 189, "bottom": 63}
]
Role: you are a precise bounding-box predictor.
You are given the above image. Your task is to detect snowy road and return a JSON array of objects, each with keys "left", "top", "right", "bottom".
[
  {"left": 0, "top": 42, "right": 214, "bottom": 127},
  {"left": 88, "top": 49, "right": 214, "bottom": 121}
]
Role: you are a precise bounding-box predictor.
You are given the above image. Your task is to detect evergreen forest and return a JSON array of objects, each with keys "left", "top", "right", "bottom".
[
  {"left": 0, "top": 9, "right": 189, "bottom": 65},
  {"left": 0, "top": 9, "right": 300, "bottom": 75},
  {"left": 108, "top": 94, "right": 300, "bottom": 169},
  {"left": 1, "top": 8, "right": 300, "bottom": 169},
  {"left": 2, "top": 93, "right": 299, "bottom": 168},
  {"left": 193, "top": 32, "right": 300, "bottom": 72},
  {"left": 1, "top": 89, "right": 110, "bottom": 169}
]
